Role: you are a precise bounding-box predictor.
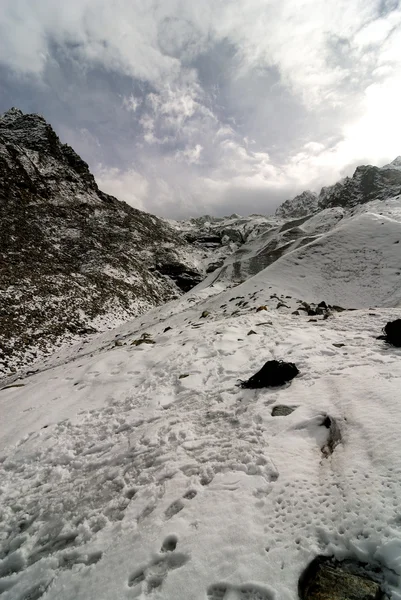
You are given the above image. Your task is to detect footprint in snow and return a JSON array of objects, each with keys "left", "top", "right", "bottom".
[
  {"left": 128, "top": 537, "right": 189, "bottom": 593},
  {"left": 165, "top": 490, "right": 197, "bottom": 520},
  {"left": 207, "top": 582, "right": 275, "bottom": 600}
]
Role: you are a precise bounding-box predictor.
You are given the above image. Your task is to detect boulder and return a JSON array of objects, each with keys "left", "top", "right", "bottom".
[
  {"left": 382, "top": 319, "right": 401, "bottom": 347},
  {"left": 239, "top": 360, "right": 299, "bottom": 389}
]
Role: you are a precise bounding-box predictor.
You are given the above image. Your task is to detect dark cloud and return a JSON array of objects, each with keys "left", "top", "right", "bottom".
[{"left": 0, "top": 0, "right": 400, "bottom": 218}]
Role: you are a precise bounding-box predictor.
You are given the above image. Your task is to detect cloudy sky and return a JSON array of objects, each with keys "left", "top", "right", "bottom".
[{"left": 0, "top": 0, "right": 400, "bottom": 217}]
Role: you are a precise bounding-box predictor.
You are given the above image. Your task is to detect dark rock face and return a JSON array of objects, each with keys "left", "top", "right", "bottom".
[
  {"left": 299, "top": 555, "right": 384, "bottom": 600},
  {"left": 318, "top": 163, "right": 401, "bottom": 210},
  {"left": 0, "top": 108, "right": 203, "bottom": 374}
]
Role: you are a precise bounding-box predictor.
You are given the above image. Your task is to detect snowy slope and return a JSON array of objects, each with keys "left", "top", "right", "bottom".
[
  {"left": 243, "top": 210, "right": 401, "bottom": 309},
  {"left": 1, "top": 271, "right": 401, "bottom": 599},
  {"left": 196, "top": 208, "right": 346, "bottom": 289}
]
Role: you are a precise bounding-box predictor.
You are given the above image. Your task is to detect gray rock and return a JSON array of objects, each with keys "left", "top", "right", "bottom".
[
  {"left": 299, "top": 556, "right": 384, "bottom": 600},
  {"left": 271, "top": 405, "right": 296, "bottom": 417}
]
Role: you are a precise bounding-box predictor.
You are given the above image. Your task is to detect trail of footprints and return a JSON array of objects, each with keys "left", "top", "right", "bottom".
[{"left": 128, "top": 535, "right": 189, "bottom": 595}]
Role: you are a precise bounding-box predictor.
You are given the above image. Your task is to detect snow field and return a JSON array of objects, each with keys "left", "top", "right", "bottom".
[{"left": 1, "top": 282, "right": 401, "bottom": 599}]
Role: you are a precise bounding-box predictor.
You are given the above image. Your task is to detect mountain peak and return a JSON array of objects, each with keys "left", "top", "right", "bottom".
[
  {"left": 0, "top": 107, "right": 24, "bottom": 124},
  {"left": 382, "top": 156, "right": 401, "bottom": 171},
  {"left": 275, "top": 190, "right": 318, "bottom": 219}
]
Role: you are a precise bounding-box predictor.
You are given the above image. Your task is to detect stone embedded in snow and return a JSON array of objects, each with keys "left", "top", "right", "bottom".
[
  {"left": 239, "top": 359, "right": 299, "bottom": 389},
  {"left": 271, "top": 405, "right": 296, "bottom": 416},
  {"left": 321, "top": 415, "right": 342, "bottom": 457},
  {"left": 382, "top": 319, "right": 401, "bottom": 347},
  {"left": 298, "top": 556, "right": 384, "bottom": 600}
]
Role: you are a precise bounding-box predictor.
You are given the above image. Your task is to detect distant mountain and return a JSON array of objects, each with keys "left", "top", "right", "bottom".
[
  {"left": 0, "top": 108, "right": 202, "bottom": 374},
  {"left": 275, "top": 190, "right": 318, "bottom": 219},
  {"left": 275, "top": 157, "right": 401, "bottom": 219}
]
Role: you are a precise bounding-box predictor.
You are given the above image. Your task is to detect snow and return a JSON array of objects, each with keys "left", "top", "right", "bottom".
[
  {"left": 244, "top": 211, "right": 401, "bottom": 308},
  {"left": 1, "top": 257, "right": 401, "bottom": 599}
]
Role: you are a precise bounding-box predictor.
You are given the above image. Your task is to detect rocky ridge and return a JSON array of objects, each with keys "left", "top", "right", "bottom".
[
  {"left": 275, "top": 157, "right": 401, "bottom": 219},
  {"left": 0, "top": 108, "right": 202, "bottom": 374}
]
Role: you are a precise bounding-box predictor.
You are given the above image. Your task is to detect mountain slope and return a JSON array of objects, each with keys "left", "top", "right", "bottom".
[
  {"left": 0, "top": 108, "right": 203, "bottom": 375},
  {"left": 0, "top": 256, "right": 400, "bottom": 599},
  {"left": 241, "top": 209, "right": 401, "bottom": 309}
]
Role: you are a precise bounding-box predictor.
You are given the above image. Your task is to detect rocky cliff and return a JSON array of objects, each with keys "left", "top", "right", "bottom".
[
  {"left": 0, "top": 108, "right": 202, "bottom": 374},
  {"left": 275, "top": 158, "right": 401, "bottom": 219}
]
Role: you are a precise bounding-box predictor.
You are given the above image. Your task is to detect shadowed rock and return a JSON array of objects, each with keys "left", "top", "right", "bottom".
[
  {"left": 239, "top": 360, "right": 299, "bottom": 389},
  {"left": 382, "top": 319, "right": 401, "bottom": 347}
]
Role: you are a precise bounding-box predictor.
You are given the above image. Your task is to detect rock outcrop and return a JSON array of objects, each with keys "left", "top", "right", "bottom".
[{"left": 0, "top": 108, "right": 202, "bottom": 374}]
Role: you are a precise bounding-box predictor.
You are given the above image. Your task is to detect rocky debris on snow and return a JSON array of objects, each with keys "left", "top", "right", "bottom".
[
  {"left": 201, "top": 311, "right": 210, "bottom": 318},
  {"left": 298, "top": 555, "right": 384, "bottom": 600},
  {"left": 239, "top": 360, "right": 299, "bottom": 389},
  {"left": 131, "top": 333, "right": 155, "bottom": 346},
  {"left": 256, "top": 305, "right": 268, "bottom": 312},
  {"left": 321, "top": 415, "right": 342, "bottom": 457},
  {"left": 381, "top": 319, "right": 401, "bottom": 347},
  {"left": 271, "top": 405, "right": 296, "bottom": 416},
  {"left": 0, "top": 108, "right": 203, "bottom": 375}
]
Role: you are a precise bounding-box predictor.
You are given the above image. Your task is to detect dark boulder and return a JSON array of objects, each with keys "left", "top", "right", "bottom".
[
  {"left": 382, "top": 319, "right": 401, "bottom": 347},
  {"left": 239, "top": 360, "right": 299, "bottom": 389}
]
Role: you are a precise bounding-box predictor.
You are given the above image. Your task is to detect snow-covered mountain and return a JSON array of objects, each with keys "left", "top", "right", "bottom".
[
  {"left": 1, "top": 198, "right": 401, "bottom": 598},
  {"left": 0, "top": 108, "right": 203, "bottom": 375},
  {"left": 1, "top": 113, "right": 401, "bottom": 599},
  {"left": 275, "top": 191, "right": 318, "bottom": 220},
  {"left": 274, "top": 157, "right": 401, "bottom": 220}
]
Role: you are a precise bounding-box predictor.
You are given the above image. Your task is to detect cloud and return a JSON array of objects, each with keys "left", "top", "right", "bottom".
[
  {"left": 95, "top": 165, "right": 149, "bottom": 211},
  {"left": 0, "top": 0, "right": 401, "bottom": 217}
]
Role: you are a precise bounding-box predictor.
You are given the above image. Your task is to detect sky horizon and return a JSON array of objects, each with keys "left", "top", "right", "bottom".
[{"left": 1, "top": 1, "right": 400, "bottom": 218}]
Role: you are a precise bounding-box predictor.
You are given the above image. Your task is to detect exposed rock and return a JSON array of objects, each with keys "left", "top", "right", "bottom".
[
  {"left": 239, "top": 360, "right": 299, "bottom": 389},
  {"left": 382, "top": 319, "right": 401, "bottom": 347},
  {"left": 318, "top": 159, "right": 401, "bottom": 210},
  {"left": 275, "top": 191, "right": 318, "bottom": 219},
  {"left": 321, "top": 415, "right": 342, "bottom": 457},
  {"left": 206, "top": 260, "right": 225, "bottom": 273},
  {"left": 271, "top": 405, "right": 296, "bottom": 417},
  {"left": 0, "top": 108, "right": 203, "bottom": 374},
  {"left": 298, "top": 555, "right": 384, "bottom": 600}
]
